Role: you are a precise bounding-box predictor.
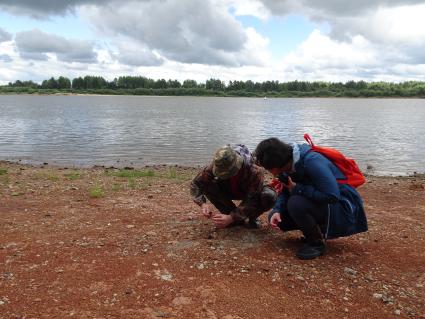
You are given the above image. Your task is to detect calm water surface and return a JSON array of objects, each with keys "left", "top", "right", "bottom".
[{"left": 0, "top": 95, "right": 424, "bottom": 175}]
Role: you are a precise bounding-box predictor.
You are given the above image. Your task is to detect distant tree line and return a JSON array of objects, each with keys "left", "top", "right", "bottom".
[{"left": 3, "top": 75, "right": 425, "bottom": 97}]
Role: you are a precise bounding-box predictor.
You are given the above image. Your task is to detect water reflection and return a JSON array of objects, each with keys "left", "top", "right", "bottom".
[{"left": 0, "top": 95, "right": 424, "bottom": 175}]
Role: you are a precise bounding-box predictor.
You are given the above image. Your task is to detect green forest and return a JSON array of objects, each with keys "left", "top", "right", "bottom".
[{"left": 2, "top": 75, "right": 425, "bottom": 97}]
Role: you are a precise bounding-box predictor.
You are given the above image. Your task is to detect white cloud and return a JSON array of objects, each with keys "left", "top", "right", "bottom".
[
  {"left": 284, "top": 31, "right": 376, "bottom": 68},
  {"left": 0, "top": 27, "right": 12, "bottom": 43},
  {"left": 278, "top": 30, "right": 425, "bottom": 82},
  {"left": 258, "top": 0, "right": 425, "bottom": 17},
  {"left": 343, "top": 4, "right": 425, "bottom": 46},
  {"left": 249, "top": 0, "right": 425, "bottom": 80},
  {"left": 15, "top": 29, "right": 97, "bottom": 63},
  {"left": 2, "top": 0, "right": 425, "bottom": 83},
  {"left": 0, "top": 0, "right": 114, "bottom": 18},
  {"left": 80, "top": 0, "right": 269, "bottom": 67},
  {"left": 106, "top": 40, "right": 164, "bottom": 66},
  {"left": 258, "top": 1, "right": 425, "bottom": 47}
]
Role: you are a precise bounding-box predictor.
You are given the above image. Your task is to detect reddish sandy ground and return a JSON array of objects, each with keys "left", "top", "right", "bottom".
[{"left": 0, "top": 161, "right": 424, "bottom": 319}]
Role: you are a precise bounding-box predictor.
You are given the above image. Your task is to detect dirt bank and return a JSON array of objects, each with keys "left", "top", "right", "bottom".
[{"left": 0, "top": 162, "right": 424, "bottom": 319}]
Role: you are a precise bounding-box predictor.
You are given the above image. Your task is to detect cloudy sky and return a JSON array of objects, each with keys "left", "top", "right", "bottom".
[{"left": 1, "top": 0, "right": 425, "bottom": 85}]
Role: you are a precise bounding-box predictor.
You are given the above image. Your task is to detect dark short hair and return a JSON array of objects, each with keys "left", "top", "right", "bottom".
[{"left": 254, "top": 138, "right": 293, "bottom": 170}]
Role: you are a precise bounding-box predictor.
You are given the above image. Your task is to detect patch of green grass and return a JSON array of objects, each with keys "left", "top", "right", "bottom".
[
  {"left": 64, "top": 171, "right": 82, "bottom": 180},
  {"left": 109, "top": 169, "right": 155, "bottom": 178},
  {"left": 142, "top": 179, "right": 151, "bottom": 189},
  {"left": 167, "top": 167, "right": 177, "bottom": 179},
  {"left": 161, "top": 168, "right": 192, "bottom": 181},
  {"left": 46, "top": 173, "right": 59, "bottom": 182},
  {"left": 89, "top": 185, "right": 104, "bottom": 198},
  {"left": 0, "top": 175, "right": 10, "bottom": 185},
  {"left": 0, "top": 168, "right": 10, "bottom": 185},
  {"left": 32, "top": 172, "right": 59, "bottom": 181},
  {"left": 112, "top": 184, "right": 121, "bottom": 191},
  {"left": 128, "top": 178, "right": 137, "bottom": 189}
]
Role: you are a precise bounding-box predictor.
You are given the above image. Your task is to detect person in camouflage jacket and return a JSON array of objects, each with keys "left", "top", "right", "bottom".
[{"left": 190, "top": 144, "right": 276, "bottom": 228}]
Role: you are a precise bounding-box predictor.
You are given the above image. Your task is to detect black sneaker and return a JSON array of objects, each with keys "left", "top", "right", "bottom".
[
  {"left": 296, "top": 241, "right": 326, "bottom": 260},
  {"left": 246, "top": 217, "right": 262, "bottom": 229}
]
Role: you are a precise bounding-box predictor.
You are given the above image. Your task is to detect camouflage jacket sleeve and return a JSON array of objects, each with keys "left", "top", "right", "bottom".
[
  {"left": 231, "top": 164, "right": 265, "bottom": 221},
  {"left": 190, "top": 165, "right": 215, "bottom": 206}
]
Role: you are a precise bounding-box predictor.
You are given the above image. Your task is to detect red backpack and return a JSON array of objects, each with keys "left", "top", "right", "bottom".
[{"left": 304, "top": 133, "right": 366, "bottom": 188}]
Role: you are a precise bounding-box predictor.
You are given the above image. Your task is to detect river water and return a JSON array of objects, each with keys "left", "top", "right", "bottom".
[{"left": 0, "top": 95, "right": 424, "bottom": 175}]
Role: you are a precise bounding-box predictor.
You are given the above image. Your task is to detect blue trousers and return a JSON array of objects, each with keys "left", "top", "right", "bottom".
[{"left": 279, "top": 195, "right": 328, "bottom": 242}]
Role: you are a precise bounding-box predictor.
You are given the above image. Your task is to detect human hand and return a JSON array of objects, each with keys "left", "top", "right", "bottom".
[
  {"left": 269, "top": 212, "right": 282, "bottom": 229},
  {"left": 212, "top": 213, "right": 234, "bottom": 228},
  {"left": 201, "top": 203, "right": 212, "bottom": 218},
  {"left": 286, "top": 176, "right": 296, "bottom": 192}
]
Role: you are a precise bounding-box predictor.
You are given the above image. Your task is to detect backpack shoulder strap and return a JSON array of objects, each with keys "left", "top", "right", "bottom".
[{"left": 304, "top": 133, "right": 314, "bottom": 147}]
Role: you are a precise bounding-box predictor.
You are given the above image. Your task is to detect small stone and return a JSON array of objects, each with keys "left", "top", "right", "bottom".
[
  {"left": 382, "top": 295, "right": 393, "bottom": 304},
  {"left": 394, "top": 309, "right": 401, "bottom": 315},
  {"left": 154, "top": 269, "right": 173, "bottom": 281},
  {"left": 373, "top": 293, "right": 383, "bottom": 299},
  {"left": 172, "top": 296, "right": 192, "bottom": 306},
  {"left": 197, "top": 263, "right": 205, "bottom": 270},
  {"left": 161, "top": 273, "right": 173, "bottom": 281},
  {"left": 344, "top": 267, "right": 357, "bottom": 276},
  {"left": 365, "top": 274, "right": 374, "bottom": 281},
  {"left": 2, "top": 272, "right": 13, "bottom": 280}
]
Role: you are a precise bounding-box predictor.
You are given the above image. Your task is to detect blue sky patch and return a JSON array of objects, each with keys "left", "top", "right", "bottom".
[
  {"left": 236, "top": 13, "right": 330, "bottom": 60},
  {"left": 0, "top": 11, "right": 93, "bottom": 40}
]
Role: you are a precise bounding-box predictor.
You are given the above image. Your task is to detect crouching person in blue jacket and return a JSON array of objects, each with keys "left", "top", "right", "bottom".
[{"left": 254, "top": 137, "right": 368, "bottom": 260}]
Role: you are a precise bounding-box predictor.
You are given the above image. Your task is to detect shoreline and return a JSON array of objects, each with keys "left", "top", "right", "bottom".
[
  {"left": 1, "top": 159, "right": 423, "bottom": 178},
  {"left": 1, "top": 91, "right": 424, "bottom": 99}
]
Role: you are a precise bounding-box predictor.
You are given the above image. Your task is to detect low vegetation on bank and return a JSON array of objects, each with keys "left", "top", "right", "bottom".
[
  {"left": 0, "top": 163, "right": 192, "bottom": 199},
  {"left": 2, "top": 76, "right": 425, "bottom": 97}
]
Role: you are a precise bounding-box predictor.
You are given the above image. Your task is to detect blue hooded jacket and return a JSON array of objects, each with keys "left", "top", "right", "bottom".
[{"left": 271, "top": 143, "right": 368, "bottom": 239}]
